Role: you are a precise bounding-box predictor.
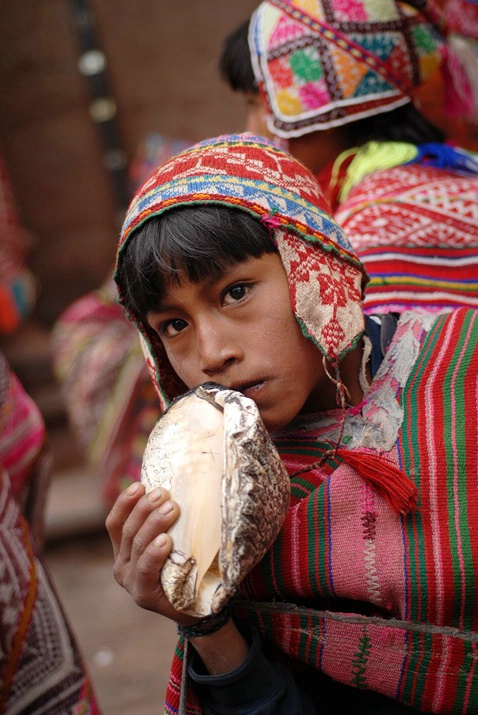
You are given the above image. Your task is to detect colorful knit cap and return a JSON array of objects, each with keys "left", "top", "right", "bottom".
[
  {"left": 443, "top": 0, "right": 478, "bottom": 119},
  {"left": 445, "top": 0, "right": 478, "bottom": 41},
  {"left": 249, "top": 0, "right": 445, "bottom": 137},
  {"left": 116, "top": 133, "right": 368, "bottom": 410}
]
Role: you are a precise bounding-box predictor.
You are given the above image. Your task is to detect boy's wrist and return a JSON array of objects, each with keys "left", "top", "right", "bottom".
[
  {"left": 177, "top": 603, "right": 232, "bottom": 639},
  {"left": 188, "top": 618, "right": 250, "bottom": 676}
]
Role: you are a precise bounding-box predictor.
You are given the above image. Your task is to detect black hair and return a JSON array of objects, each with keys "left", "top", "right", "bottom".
[
  {"left": 119, "top": 205, "right": 277, "bottom": 318},
  {"left": 344, "top": 102, "right": 446, "bottom": 145},
  {"left": 219, "top": 19, "right": 258, "bottom": 94}
]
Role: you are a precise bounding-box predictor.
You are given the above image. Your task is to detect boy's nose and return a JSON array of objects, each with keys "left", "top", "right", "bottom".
[{"left": 197, "top": 324, "right": 242, "bottom": 376}]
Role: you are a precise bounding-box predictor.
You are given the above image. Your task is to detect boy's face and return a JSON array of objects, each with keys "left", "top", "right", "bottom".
[{"left": 146, "top": 252, "right": 337, "bottom": 433}]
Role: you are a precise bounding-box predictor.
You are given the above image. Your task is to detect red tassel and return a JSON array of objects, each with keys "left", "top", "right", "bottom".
[{"left": 336, "top": 448, "right": 419, "bottom": 516}]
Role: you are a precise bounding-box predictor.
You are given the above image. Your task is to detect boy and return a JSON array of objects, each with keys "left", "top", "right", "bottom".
[{"left": 107, "top": 133, "right": 478, "bottom": 714}]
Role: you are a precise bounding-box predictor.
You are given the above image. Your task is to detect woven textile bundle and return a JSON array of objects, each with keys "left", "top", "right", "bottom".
[
  {"left": 0, "top": 352, "right": 45, "bottom": 499},
  {"left": 0, "top": 473, "right": 101, "bottom": 714}
]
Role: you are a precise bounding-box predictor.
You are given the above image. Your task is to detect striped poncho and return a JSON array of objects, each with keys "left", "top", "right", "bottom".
[{"left": 165, "top": 308, "right": 478, "bottom": 715}]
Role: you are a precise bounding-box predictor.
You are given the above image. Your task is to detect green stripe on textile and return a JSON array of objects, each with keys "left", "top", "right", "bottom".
[
  {"left": 297, "top": 613, "right": 319, "bottom": 669},
  {"left": 455, "top": 641, "right": 478, "bottom": 713},
  {"left": 274, "top": 439, "right": 332, "bottom": 456},
  {"left": 307, "top": 485, "right": 331, "bottom": 597},
  {"left": 400, "top": 313, "right": 446, "bottom": 623},
  {"left": 367, "top": 277, "right": 478, "bottom": 292},
  {"left": 290, "top": 475, "right": 318, "bottom": 500},
  {"left": 443, "top": 311, "right": 477, "bottom": 630},
  {"left": 399, "top": 629, "right": 434, "bottom": 708},
  {"left": 266, "top": 506, "right": 286, "bottom": 599}
]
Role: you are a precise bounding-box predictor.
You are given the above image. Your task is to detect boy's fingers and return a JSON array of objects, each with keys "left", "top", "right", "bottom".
[
  {"left": 116, "top": 532, "right": 173, "bottom": 613},
  {"left": 105, "top": 482, "right": 145, "bottom": 558},
  {"left": 111, "top": 486, "right": 173, "bottom": 565},
  {"left": 130, "top": 500, "right": 179, "bottom": 565},
  {"left": 132, "top": 533, "right": 171, "bottom": 604}
]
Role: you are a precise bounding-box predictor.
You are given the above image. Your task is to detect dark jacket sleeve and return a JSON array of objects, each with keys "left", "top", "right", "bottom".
[{"left": 188, "top": 625, "right": 317, "bottom": 715}]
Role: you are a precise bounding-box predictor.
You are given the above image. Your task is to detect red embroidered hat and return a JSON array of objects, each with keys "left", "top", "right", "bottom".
[{"left": 116, "top": 133, "right": 368, "bottom": 409}]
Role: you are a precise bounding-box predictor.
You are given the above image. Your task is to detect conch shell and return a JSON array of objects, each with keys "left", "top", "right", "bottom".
[{"left": 141, "top": 382, "right": 290, "bottom": 618}]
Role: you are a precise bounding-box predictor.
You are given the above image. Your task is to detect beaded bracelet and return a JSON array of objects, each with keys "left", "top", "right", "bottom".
[{"left": 177, "top": 603, "right": 232, "bottom": 639}]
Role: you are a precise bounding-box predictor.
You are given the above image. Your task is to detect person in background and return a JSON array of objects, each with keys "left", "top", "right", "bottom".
[
  {"left": 219, "top": 19, "right": 273, "bottom": 139},
  {"left": 0, "top": 155, "right": 36, "bottom": 335},
  {"left": 107, "top": 132, "right": 478, "bottom": 714},
  {"left": 248, "top": 0, "right": 478, "bottom": 314},
  {"left": 0, "top": 153, "right": 102, "bottom": 714},
  {"left": 443, "top": 0, "right": 478, "bottom": 140},
  {"left": 51, "top": 17, "right": 273, "bottom": 508},
  {"left": 0, "top": 153, "right": 47, "bottom": 538},
  {"left": 51, "top": 134, "right": 190, "bottom": 509}
]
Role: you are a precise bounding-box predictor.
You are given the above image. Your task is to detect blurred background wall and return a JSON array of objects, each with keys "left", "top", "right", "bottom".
[{"left": 0, "top": 0, "right": 258, "bottom": 327}]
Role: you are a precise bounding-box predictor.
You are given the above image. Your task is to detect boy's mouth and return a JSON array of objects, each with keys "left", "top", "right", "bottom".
[{"left": 233, "top": 380, "right": 266, "bottom": 399}]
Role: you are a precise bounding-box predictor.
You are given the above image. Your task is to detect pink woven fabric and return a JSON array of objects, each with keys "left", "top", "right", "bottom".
[{"left": 0, "top": 353, "right": 45, "bottom": 499}]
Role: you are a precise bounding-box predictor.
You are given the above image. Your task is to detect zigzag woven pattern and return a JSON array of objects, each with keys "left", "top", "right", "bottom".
[
  {"left": 335, "top": 161, "right": 478, "bottom": 312},
  {"left": 120, "top": 135, "right": 356, "bottom": 259},
  {"left": 250, "top": 0, "right": 443, "bottom": 135}
]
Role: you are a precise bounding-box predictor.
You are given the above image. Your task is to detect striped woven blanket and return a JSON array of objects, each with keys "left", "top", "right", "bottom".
[{"left": 164, "top": 308, "right": 478, "bottom": 714}]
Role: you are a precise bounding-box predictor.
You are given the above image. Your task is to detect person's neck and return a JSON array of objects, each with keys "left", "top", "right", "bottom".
[
  {"left": 301, "top": 339, "right": 370, "bottom": 418},
  {"left": 289, "top": 127, "right": 350, "bottom": 176}
]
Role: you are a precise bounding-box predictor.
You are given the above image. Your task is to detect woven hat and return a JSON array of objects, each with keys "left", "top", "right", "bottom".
[
  {"left": 445, "top": 0, "right": 478, "bottom": 41},
  {"left": 116, "top": 133, "right": 368, "bottom": 410},
  {"left": 249, "top": 0, "right": 445, "bottom": 137}
]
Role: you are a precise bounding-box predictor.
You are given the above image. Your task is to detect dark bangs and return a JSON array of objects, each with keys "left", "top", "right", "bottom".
[{"left": 118, "top": 205, "right": 277, "bottom": 318}]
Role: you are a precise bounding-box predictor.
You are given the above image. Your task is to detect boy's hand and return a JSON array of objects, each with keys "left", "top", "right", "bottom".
[
  {"left": 106, "top": 482, "right": 251, "bottom": 675},
  {"left": 105, "top": 482, "right": 198, "bottom": 626}
]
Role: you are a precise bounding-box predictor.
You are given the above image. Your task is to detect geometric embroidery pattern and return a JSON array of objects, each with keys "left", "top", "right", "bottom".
[
  {"left": 335, "top": 162, "right": 478, "bottom": 312},
  {"left": 250, "top": 0, "right": 443, "bottom": 136},
  {"left": 0, "top": 474, "right": 100, "bottom": 714}
]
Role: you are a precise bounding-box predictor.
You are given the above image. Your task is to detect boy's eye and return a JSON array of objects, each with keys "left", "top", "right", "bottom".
[
  {"left": 224, "top": 284, "right": 248, "bottom": 304},
  {"left": 160, "top": 318, "right": 188, "bottom": 337}
]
